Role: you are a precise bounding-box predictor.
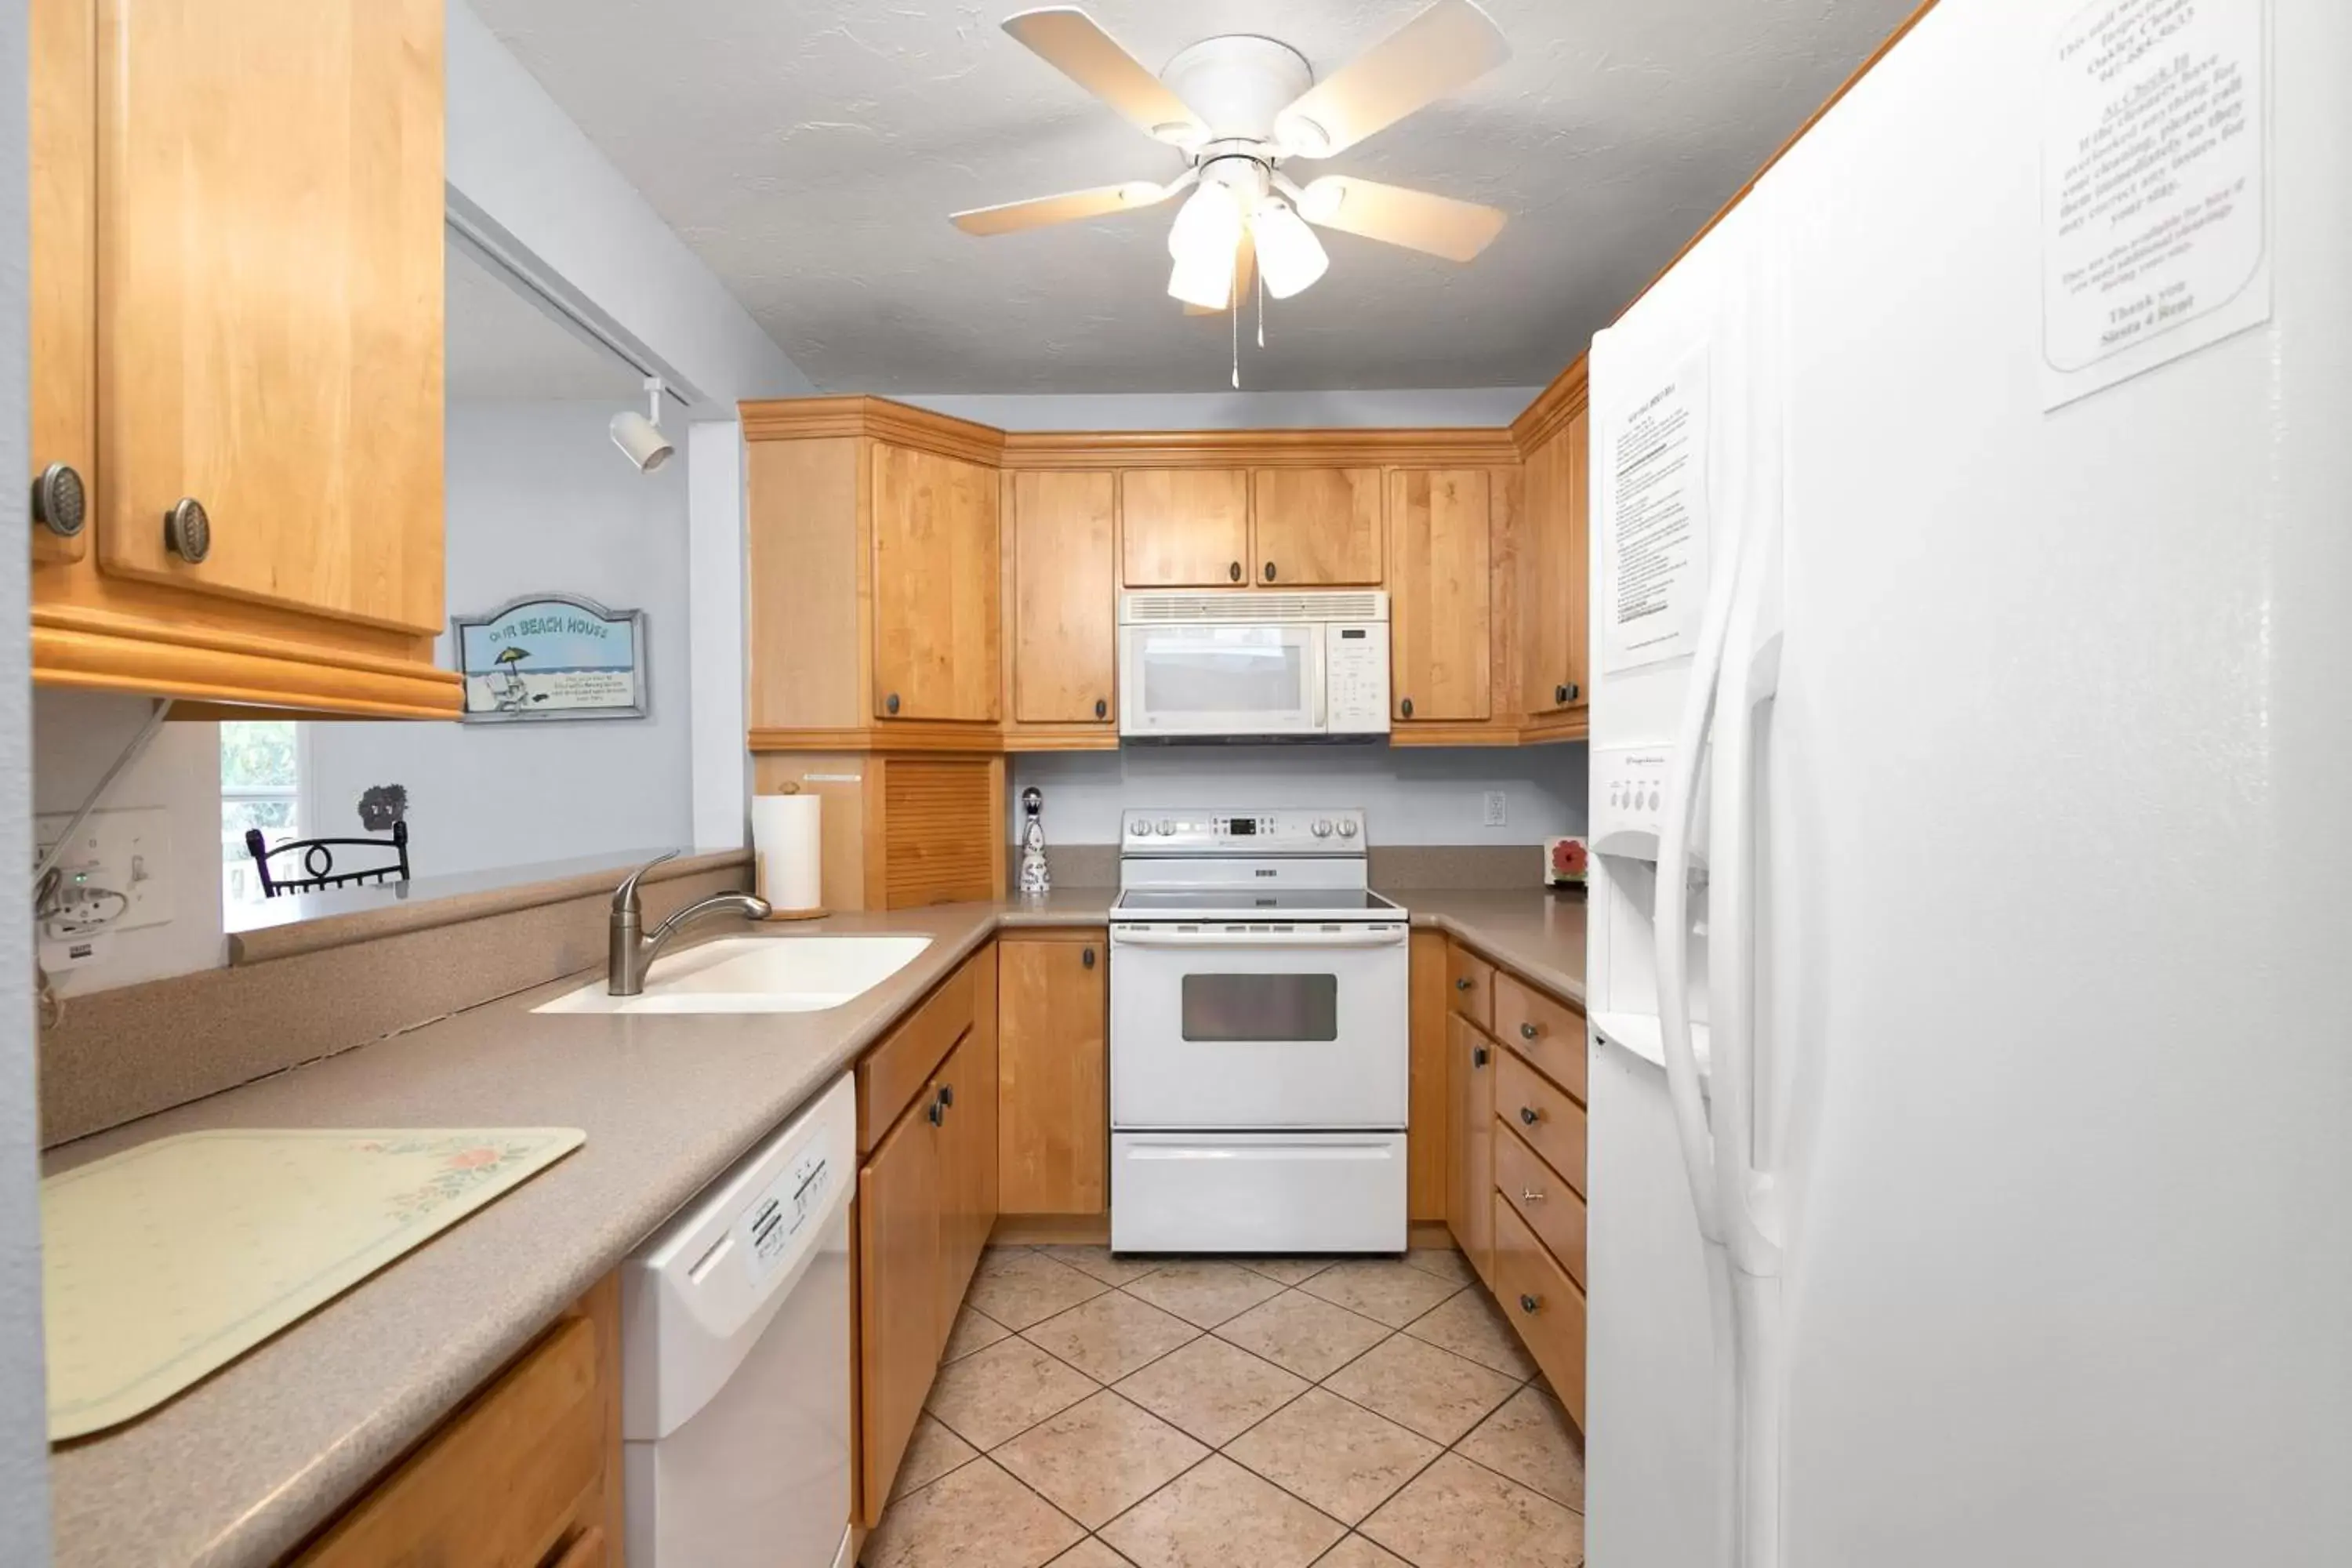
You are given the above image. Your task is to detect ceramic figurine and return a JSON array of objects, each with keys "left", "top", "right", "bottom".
[{"left": 1018, "top": 786, "right": 1051, "bottom": 896}]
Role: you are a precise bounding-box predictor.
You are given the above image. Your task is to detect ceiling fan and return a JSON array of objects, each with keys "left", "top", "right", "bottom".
[{"left": 950, "top": 1, "right": 1514, "bottom": 316}]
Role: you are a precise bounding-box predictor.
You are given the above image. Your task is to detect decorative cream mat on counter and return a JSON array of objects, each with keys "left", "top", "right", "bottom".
[{"left": 42, "top": 1127, "right": 584, "bottom": 1442}]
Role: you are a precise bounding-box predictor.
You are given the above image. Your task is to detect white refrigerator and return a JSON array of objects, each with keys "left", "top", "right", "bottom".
[{"left": 1584, "top": 2, "right": 2352, "bottom": 1566}]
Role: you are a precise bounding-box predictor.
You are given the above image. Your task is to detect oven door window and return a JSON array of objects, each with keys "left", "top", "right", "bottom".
[{"left": 1181, "top": 972, "right": 1339, "bottom": 1042}]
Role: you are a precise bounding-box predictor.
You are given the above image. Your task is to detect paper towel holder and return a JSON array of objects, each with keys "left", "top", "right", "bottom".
[{"left": 753, "top": 783, "right": 830, "bottom": 923}]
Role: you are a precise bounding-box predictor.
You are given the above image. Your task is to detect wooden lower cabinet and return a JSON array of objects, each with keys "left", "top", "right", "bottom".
[
  {"left": 295, "top": 1275, "right": 621, "bottom": 1566},
  {"left": 1446, "top": 1014, "right": 1497, "bottom": 1283},
  {"left": 996, "top": 931, "right": 1109, "bottom": 1216}
]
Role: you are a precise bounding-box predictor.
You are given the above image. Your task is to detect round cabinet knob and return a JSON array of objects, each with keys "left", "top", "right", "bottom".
[
  {"left": 1229, "top": 561, "right": 1243, "bottom": 583},
  {"left": 1555, "top": 683, "right": 1570, "bottom": 705},
  {"left": 1157, "top": 818, "right": 1175, "bottom": 837},
  {"left": 1399, "top": 697, "right": 1415, "bottom": 719},
  {"left": 1520, "top": 1022, "right": 1540, "bottom": 1040},
  {"left": 927, "top": 1097, "right": 945, "bottom": 1127},
  {"left": 1081, "top": 946, "right": 1097, "bottom": 969},
  {"left": 1519, "top": 1293, "right": 1542, "bottom": 1316},
  {"left": 1337, "top": 820, "right": 1358, "bottom": 839},
  {"left": 1094, "top": 697, "right": 1109, "bottom": 720},
  {"left": 1519, "top": 1106, "right": 1540, "bottom": 1126},
  {"left": 1313, "top": 820, "right": 1334, "bottom": 838},
  {"left": 1563, "top": 681, "right": 1581, "bottom": 702},
  {"left": 884, "top": 692, "right": 902, "bottom": 715},
  {"left": 163, "top": 497, "right": 211, "bottom": 563},
  {"left": 31, "top": 463, "right": 86, "bottom": 539},
  {"left": 1454, "top": 976, "right": 1472, "bottom": 991},
  {"left": 1263, "top": 561, "right": 1276, "bottom": 582}
]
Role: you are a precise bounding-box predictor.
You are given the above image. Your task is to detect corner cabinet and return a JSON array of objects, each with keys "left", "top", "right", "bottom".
[
  {"left": 28, "top": 0, "right": 458, "bottom": 718},
  {"left": 1515, "top": 371, "right": 1592, "bottom": 739}
]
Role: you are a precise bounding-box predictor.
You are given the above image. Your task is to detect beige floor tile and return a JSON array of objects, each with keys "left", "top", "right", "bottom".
[
  {"left": 1047, "top": 1541, "right": 1137, "bottom": 1567},
  {"left": 1023, "top": 1290, "right": 1200, "bottom": 1383},
  {"left": 1099, "top": 1454, "right": 1345, "bottom": 1568},
  {"left": 1320, "top": 1334, "right": 1520, "bottom": 1445},
  {"left": 1236, "top": 1256, "right": 1338, "bottom": 1286},
  {"left": 993, "top": 1390, "right": 1211, "bottom": 1529},
  {"left": 1456, "top": 1385, "right": 1586, "bottom": 1510},
  {"left": 1312, "top": 1535, "right": 1413, "bottom": 1567},
  {"left": 1402, "top": 1286, "right": 1540, "bottom": 1380},
  {"left": 946, "top": 1305, "right": 1015, "bottom": 1363},
  {"left": 1223, "top": 1388, "right": 1442, "bottom": 1525},
  {"left": 1113, "top": 1334, "right": 1310, "bottom": 1446},
  {"left": 1120, "top": 1261, "right": 1286, "bottom": 1328},
  {"left": 1359, "top": 1452, "right": 1584, "bottom": 1567},
  {"left": 1213, "top": 1290, "right": 1393, "bottom": 1382},
  {"left": 891, "top": 1413, "right": 981, "bottom": 1502},
  {"left": 927, "top": 1338, "right": 1100, "bottom": 1450},
  {"left": 1401, "top": 1246, "right": 1477, "bottom": 1286},
  {"left": 1298, "top": 1258, "right": 1465, "bottom": 1329},
  {"left": 863, "top": 1457, "right": 1086, "bottom": 1568},
  {"left": 967, "top": 1249, "right": 1113, "bottom": 1330},
  {"left": 1038, "top": 1245, "right": 1165, "bottom": 1287}
]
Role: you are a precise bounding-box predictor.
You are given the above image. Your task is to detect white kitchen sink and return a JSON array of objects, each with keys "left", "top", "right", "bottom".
[{"left": 533, "top": 935, "right": 934, "bottom": 1014}]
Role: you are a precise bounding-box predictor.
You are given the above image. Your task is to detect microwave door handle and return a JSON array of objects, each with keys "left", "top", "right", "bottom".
[
  {"left": 1112, "top": 927, "right": 1407, "bottom": 949},
  {"left": 1308, "top": 626, "right": 1329, "bottom": 731}
]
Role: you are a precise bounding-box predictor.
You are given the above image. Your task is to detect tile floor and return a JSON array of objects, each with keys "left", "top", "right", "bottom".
[{"left": 862, "top": 1243, "right": 1585, "bottom": 1568}]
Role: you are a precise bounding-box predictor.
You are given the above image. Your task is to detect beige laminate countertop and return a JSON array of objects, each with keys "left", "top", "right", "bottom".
[{"left": 45, "top": 887, "right": 1581, "bottom": 1568}]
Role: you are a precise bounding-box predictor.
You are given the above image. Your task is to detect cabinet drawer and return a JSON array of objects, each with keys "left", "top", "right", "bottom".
[
  {"left": 298, "top": 1313, "right": 604, "bottom": 1566},
  {"left": 858, "top": 955, "right": 979, "bottom": 1151},
  {"left": 1494, "top": 973, "right": 1585, "bottom": 1102},
  {"left": 1494, "top": 1127, "right": 1585, "bottom": 1287},
  {"left": 1491, "top": 1196, "right": 1587, "bottom": 1426},
  {"left": 1495, "top": 1050, "right": 1586, "bottom": 1197},
  {"left": 1445, "top": 944, "right": 1493, "bottom": 1033}
]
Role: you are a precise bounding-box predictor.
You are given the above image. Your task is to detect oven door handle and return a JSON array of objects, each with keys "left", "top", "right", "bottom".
[{"left": 1110, "top": 926, "right": 1409, "bottom": 949}]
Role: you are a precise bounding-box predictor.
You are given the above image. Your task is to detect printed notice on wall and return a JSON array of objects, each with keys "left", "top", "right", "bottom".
[
  {"left": 1602, "top": 350, "right": 1711, "bottom": 675},
  {"left": 2042, "top": 0, "right": 2269, "bottom": 411}
]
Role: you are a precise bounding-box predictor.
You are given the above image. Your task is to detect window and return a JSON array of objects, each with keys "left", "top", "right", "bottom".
[{"left": 221, "top": 721, "right": 302, "bottom": 906}]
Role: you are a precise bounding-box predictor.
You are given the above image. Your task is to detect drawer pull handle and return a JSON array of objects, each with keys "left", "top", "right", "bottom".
[
  {"left": 1519, "top": 1022, "right": 1540, "bottom": 1041},
  {"left": 1454, "top": 977, "right": 1472, "bottom": 991},
  {"left": 1519, "top": 1106, "right": 1539, "bottom": 1126},
  {"left": 1522, "top": 1187, "right": 1545, "bottom": 1203},
  {"left": 1472, "top": 1045, "right": 1489, "bottom": 1068},
  {"left": 1519, "top": 1293, "right": 1542, "bottom": 1315}
]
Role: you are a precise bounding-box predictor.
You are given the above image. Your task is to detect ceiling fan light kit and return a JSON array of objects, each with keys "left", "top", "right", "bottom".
[{"left": 953, "top": 0, "right": 1515, "bottom": 378}]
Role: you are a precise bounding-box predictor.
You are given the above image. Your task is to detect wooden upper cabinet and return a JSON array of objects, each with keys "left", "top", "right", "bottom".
[
  {"left": 1387, "top": 469, "right": 1493, "bottom": 723},
  {"left": 1523, "top": 407, "right": 1590, "bottom": 718},
  {"left": 1120, "top": 469, "right": 1250, "bottom": 587},
  {"left": 872, "top": 442, "right": 1002, "bottom": 722},
  {"left": 997, "top": 934, "right": 1109, "bottom": 1216},
  {"left": 30, "top": 0, "right": 96, "bottom": 568},
  {"left": 1252, "top": 467, "right": 1383, "bottom": 586},
  {"left": 1008, "top": 471, "right": 1117, "bottom": 726},
  {"left": 96, "top": 0, "right": 445, "bottom": 634}
]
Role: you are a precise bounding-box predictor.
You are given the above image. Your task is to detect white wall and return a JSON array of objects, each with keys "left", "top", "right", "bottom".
[
  {"left": 902, "top": 387, "right": 1544, "bottom": 432},
  {"left": 308, "top": 401, "right": 694, "bottom": 875},
  {"left": 1013, "top": 745, "right": 1588, "bottom": 848},
  {"left": 687, "top": 420, "right": 750, "bottom": 851},
  {"left": 31, "top": 695, "right": 227, "bottom": 996},
  {"left": 1, "top": 0, "right": 54, "bottom": 1551}
]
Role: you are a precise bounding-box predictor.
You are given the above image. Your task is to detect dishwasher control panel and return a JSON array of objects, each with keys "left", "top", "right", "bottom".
[{"left": 740, "top": 1145, "right": 833, "bottom": 1286}]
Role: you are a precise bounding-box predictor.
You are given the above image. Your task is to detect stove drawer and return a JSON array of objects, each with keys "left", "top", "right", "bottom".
[{"left": 1111, "top": 1132, "right": 1406, "bottom": 1254}]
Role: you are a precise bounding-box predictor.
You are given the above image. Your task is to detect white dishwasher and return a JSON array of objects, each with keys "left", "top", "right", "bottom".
[{"left": 622, "top": 1072, "right": 855, "bottom": 1568}]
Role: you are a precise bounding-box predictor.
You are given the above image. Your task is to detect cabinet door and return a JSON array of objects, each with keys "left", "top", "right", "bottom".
[
  {"left": 1010, "top": 471, "right": 1117, "bottom": 724},
  {"left": 96, "top": 0, "right": 445, "bottom": 634},
  {"left": 1387, "top": 469, "right": 1492, "bottom": 722},
  {"left": 1252, "top": 467, "right": 1383, "bottom": 586},
  {"left": 873, "top": 442, "right": 1002, "bottom": 721},
  {"left": 1523, "top": 408, "right": 1590, "bottom": 717},
  {"left": 935, "top": 970, "right": 1000, "bottom": 1320},
  {"left": 1120, "top": 469, "right": 1250, "bottom": 587},
  {"left": 997, "top": 935, "right": 1109, "bottom": 1215},
  {"left": 858, "top": 1092, "right": 943, "bottom": 1516},
  {"left": 31, "top": 0, "right": 95, "bottom": 567},
  {"left": 1446, "top": 1016, "right": 1496, "bottom": 1283}
]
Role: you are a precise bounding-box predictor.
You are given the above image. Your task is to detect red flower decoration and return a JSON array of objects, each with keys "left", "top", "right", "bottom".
[{"left": 1552, "top": 839, "right": 1588, "bottom": 877}]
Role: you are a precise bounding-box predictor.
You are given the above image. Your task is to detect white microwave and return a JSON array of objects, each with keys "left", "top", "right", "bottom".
[{"left": 1117, "top": 590, "right": 1390, "bottom": 742}]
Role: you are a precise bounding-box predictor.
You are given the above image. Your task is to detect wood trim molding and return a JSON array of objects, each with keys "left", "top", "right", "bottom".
[
  {"left": 1000, "top": 426, "right": 1522, "bottom": 470},
  {"left": 739, "top": 395, "right": 1005, "bottom": 467},
  {"left": 33, "top": 606, "right": 460, "bottom": 718},
  {"left": 1509, "top": 356, "right": 1588, "bottom": 458},
  {"left": 749, "top": 722, "right": 1005, "bottom": 756}
]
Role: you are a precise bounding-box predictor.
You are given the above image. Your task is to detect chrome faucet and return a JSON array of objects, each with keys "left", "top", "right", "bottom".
[{"left": 608, "top": 851, "right": 771, "bottom": 996}]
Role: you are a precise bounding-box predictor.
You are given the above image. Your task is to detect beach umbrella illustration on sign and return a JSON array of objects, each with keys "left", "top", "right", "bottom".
[{"left": 491, "top": 644, "right": 532, "bottom": 710}]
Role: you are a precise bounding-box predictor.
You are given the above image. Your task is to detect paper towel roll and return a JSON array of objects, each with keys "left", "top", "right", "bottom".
[{"left": 750, "top": 793, "right": 822, "bottom": 915}]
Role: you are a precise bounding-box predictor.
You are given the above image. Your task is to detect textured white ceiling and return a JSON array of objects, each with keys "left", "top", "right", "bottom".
[
  {"left": 471, "top": 0, "right": 1917, "bottom": 394},
  {"left": 445, "top": 238, "right": 648, "bottom": 401}
]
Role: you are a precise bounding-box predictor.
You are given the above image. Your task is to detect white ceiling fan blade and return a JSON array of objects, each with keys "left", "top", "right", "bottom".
[
  {"left": 1273, "top": 0, "right": 1510, "bottom": 158},
  {"left": 1294, "top": 176, "right": 1507, "bottom": 263},
  {"left": 1003, "top": 9, "right": 1209, "bottom": 148},
  {"left": 952, "top": 178, "right": 1179, "bottom": 237}
]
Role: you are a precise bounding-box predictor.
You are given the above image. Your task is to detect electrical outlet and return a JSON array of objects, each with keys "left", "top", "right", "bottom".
[
  {"left": 1483, "top": 789, "right": 1508, "bottom": 827},
  {"left": 34, "top": 807, "right": 175, "bottom": 935}
]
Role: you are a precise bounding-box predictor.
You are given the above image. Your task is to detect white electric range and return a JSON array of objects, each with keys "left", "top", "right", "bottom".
[{"left": 1108, "top": 808, "right": 1410, "bottom": 1254}]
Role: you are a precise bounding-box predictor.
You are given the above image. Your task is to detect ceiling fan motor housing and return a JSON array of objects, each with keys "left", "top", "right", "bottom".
[{"left": 1160, "top": 34, "right": 1315, "bottom": 147}]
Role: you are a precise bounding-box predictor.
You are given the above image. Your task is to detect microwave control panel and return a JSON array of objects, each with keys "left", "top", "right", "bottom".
[{"left": 1324, "top": 622, "right": 1391, "bottom": 734}]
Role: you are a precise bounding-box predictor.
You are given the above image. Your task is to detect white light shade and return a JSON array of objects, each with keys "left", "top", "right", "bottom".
[
  {"left": 1166, "top": 184, "right": 1243, "bottom": 310},
  {"left": 611, "top": 410, "right": 676, "bottom": 473},
  {"left": 1251, "top": 201, "right": 1330, "bottom": 299},
  {"left": 1295, "top": 176, "right": 1348, "bottom": 223}
]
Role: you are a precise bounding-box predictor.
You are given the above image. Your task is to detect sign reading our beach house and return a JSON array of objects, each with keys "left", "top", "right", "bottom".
[{"left": 453, "top": 594, "right": 648, "bottom": 723}]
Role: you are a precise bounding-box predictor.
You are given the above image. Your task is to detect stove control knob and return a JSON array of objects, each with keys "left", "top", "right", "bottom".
[
  {"left": 1312, "top": 820, "right": 1334, "bottom": 838},
  {"left": 1133, "top": 820, "right": 1155, "bottom": 837},
  {"left": 1157, "top": 818, "right": 1176, "bottom": 837},
  {"left": 1338, "top": 820, "right": 1359, "bottom": 839}
]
